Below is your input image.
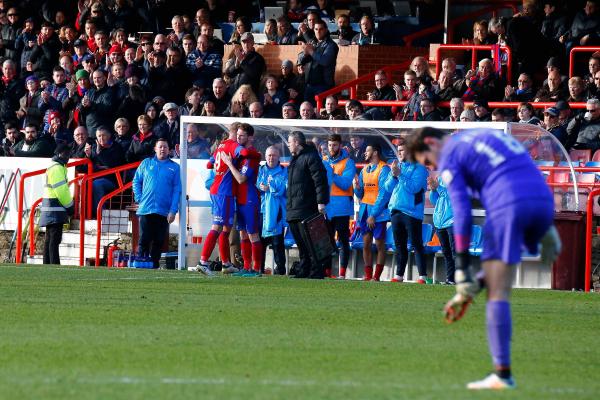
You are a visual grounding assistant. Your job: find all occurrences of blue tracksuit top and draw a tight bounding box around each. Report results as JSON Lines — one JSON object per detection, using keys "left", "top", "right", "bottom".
{"left": 133, "top": 156, "right": 181, "bottom": 216}
{"left": 355, "top": 163, "right": 392, "bottom": 223}
{"left": 430, "top": 176, "right": 454, "bottom": 229}
{"left": 385, "top": 161, "right": 428, "bottom": 220}
{"left": 257, "top": 163, "right": 287, "bottom": 237}
{"left": 439, "top": 128, "right": 552, "bottom": 251}
{"left": 323, "top": 149, "right": 356, "bottom": 218}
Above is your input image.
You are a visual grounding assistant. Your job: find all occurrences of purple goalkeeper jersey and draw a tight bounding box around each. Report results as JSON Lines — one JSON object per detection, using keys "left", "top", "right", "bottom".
{"left": 438, "top": 128, "right": 552, "bottom": 252}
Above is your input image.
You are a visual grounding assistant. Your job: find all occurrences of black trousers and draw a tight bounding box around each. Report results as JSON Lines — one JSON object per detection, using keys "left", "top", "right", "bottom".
{"left": 328, "top": 216, "right": 350, "bottom": 268}
{"left": 43, "top": 223, "right": 63, "bottom": 265}
{"left": 288, "top": 219, "right": 324, "bottom": 278}
{"left": 261, "top": 233, "right": 286, "bottom": 274}
{"left": 138, "top": 214, "right": 169, "bottom": 268}
{"left": 391, "top": 211, "right": 426, "bottom": 277}
{"left": 436, "top": 227, "right": 456, "bottom": 282}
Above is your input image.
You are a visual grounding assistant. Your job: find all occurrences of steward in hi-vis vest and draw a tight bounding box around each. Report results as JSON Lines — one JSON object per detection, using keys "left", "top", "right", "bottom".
{"left": 39, "top": 143, "right": 74, "bottom": 265}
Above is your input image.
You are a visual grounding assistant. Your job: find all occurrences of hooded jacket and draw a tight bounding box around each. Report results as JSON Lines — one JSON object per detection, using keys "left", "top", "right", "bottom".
{"left": 385, "top": 161, "right": 428, "bottom": 220}
{"left": 430, "top": 176, "right": 454, "bottom": 229}
{"left": 323, "top": 148, "right": 356, "bottom": 218}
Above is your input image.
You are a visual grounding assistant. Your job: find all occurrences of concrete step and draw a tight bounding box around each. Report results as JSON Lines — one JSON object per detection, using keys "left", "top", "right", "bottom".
{"left": 26, "top": 255, "right": 83, "bottom": 266}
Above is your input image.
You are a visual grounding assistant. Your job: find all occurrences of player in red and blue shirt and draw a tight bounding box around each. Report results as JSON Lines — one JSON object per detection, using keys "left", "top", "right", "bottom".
{"left": 221, "top": 123, "right": 263, "bottom": 275}
{"left": 407, "top": 127, "right": 561, "bottom": 390}
{"left": 197, "top": 122, "right": 246, "bottom": 274}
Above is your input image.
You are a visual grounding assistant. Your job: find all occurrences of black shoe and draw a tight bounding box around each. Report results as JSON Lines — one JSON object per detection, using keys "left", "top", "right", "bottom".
{"left": 292, "top": 268, "right": 309, "bottom": 278}
{"left": 275, "top": 267, "right": 286, "bottom": 275}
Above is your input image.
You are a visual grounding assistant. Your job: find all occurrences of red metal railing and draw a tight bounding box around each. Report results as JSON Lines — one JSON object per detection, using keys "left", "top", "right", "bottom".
{"left": 94, "top": 182, "right": 134, "bottom": 267}
{"left": 78, "top": 161, "right": 140, "bottom": 267}
{"left": 569, "top": 46, "right": 600, "bottom": 78}
{"left": 314, "top": 61, "right": 411, "bottom": 112}
{"left": 15, "top": 159, "right": 93, "bottom": 264}
{"left": 403, "top": 2, "right": 519, "bottom": 47}
{"left": 27, "top": 176, "right": 83, "bottom": 258}
{"left": 435, "top": 44, "right": 513, "bottom": 83}
{"left": 0, "top": 168, "right": 19, "bottom": 221}
{"left": 334, "top": 100, "right": 588, "bottom": 112}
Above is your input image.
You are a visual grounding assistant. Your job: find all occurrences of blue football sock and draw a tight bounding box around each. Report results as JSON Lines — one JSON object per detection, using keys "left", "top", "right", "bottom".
{"left": 487, "top": 300, "right": 512, "bottom": 370}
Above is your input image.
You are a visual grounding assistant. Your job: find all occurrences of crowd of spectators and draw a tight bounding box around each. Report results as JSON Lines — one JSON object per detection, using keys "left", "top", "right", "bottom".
{"left": 0, "top": 0, "right": 599, "bottom": 166}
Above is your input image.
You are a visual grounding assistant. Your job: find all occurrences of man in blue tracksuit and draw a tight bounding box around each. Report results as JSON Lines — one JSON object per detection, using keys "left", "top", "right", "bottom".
{"left": 384, "top": 139, "right": 429, "bottom": 283}
{"left": 323, "top": 133, "right": 356, "bottom": 279}
{"left": 133, "top": 138, "right": 182, "bottom": 268}
{"left": 429, "top": 174, "right": 455, "bottom": 284}
{"left": 257, "top": 145, "right": 288, "bottom": 275}
{"left": 354, "top": 143, "right": 391, "bottom": 281}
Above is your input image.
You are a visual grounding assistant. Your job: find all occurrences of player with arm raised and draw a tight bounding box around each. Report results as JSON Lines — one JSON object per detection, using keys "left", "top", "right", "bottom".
{"left": 405, "top": 127, "right": 561, "bottom": 390}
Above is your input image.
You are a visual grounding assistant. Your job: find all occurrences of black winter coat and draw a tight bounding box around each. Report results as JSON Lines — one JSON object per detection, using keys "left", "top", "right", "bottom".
{"left": 286, "top": 144, "right": 329, "bottom": 221}
{"left": 81, "top": 85, "right": 116, "bottom": 137}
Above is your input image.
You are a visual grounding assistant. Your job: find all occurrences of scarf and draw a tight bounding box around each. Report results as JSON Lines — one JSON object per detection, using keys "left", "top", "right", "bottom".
{"left": 462, "top": 75, "right": 489, "bottom": 101}
{"left": 2, "top": 76, "right": 12, "bottom": 86}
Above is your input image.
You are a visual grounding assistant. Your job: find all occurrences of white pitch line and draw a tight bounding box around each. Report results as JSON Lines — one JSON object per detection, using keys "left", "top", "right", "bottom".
{"left": 13, "top": 375, "right": 595, "bottom": 395}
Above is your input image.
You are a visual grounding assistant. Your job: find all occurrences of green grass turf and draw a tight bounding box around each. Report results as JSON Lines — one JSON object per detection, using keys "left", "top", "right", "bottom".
{"left": 0, "top": 265, "right": 599, "bottom": 400}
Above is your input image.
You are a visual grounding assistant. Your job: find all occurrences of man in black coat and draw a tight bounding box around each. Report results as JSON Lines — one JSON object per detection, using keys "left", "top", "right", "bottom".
{"left": 80, "top": 69, "right": 115, "bottom": 137}
{"left": 224, "top": 32, "right": 266, "bottom": 96}
{"left": 0, "top": 59, "right": 24, "bottom": 128}
{"left": 286, "top": 131, "right": 329, "bottom": 279}
{"left": 365, "top": 70, "right": 396, "bottom": 120}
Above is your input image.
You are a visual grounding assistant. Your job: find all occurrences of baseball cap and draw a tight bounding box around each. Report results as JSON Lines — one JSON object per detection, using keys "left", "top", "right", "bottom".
{"left": 81, "top": 53, "right": 95, "bottom": 63}
{"left": 472, "top": 99, "right": 488, "bottom": 109}
{"left": 240, "top": 32, "right": 254, "bottom": 42}
{"left": 73, "top": 39, "right": 87, "bottom": 47}
{"left": 25, "top": 75, "right": 39, "bottom": 84}
{"left": 281, "top": 59, "right": 293, "bottom": 69}
{"left": 162, "top": 102, "right": 178, "bottom": 112}
{"left": 544, "top": 107, "right": 559, "bottom": 117}
{"left": 554, "top": 100, "right": 570, "bottom": 111}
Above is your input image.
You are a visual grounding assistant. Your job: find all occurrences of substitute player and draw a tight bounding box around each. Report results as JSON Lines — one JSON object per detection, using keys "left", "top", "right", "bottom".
{"left": 323, "top": 134, "right": 356, "bottom": 279}
{"left": 354, "top": 143, "right": 391, "bottom": 281}
{"left": 221, "top": 123, "right": 263, "bottom": 276}
{"left": 406, "top": 127, "right": 561, "bottom": 390}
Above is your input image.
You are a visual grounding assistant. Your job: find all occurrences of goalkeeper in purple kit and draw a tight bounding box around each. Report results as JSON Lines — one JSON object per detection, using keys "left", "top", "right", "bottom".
{"left": 406, "top": 127, "right": 561, "bottom": 390}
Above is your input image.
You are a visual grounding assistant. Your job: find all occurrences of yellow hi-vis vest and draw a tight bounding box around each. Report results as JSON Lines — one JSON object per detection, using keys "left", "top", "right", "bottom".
{"left": 361, "top": 161, "right": 386, "bottom": 205}
{"left": 39, "top": 161, "right": 73, "bottom": 227}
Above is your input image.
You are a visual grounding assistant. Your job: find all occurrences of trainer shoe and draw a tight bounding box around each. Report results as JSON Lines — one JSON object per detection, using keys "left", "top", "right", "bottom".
{"left": 195, "top": 261, "right": 214, "bottom": 276}
{"left": 232, "top": 268, "right": 250, "bottom": 276}
{"left": 242, "top": 269, "right": 261, "bottom": 277}
{"left": 222, "top": 263, "right": 239, "bottom": 274}
{"left": 467, "top": 373, "right": 516, "bottom": 390}
{"left": 390, "top": 275, "right": 404, "bottom": 283}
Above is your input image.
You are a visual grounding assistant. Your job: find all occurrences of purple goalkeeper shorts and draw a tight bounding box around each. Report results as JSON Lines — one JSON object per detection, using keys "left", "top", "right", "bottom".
{"left": 482, "top": 197, "right": 554, "bottom": 265}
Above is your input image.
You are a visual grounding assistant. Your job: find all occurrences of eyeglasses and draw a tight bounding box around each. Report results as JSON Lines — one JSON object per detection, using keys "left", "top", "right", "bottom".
{"left": 141, "top": 42, "right": 151, "bottom": 46}
{"left": 587, "top": 108, "right": 600, "bottom": 112}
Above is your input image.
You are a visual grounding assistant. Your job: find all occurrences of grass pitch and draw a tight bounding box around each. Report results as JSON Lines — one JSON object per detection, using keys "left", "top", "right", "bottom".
{"left": 0, "top": 265, "right": 598, "bottom": 400}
